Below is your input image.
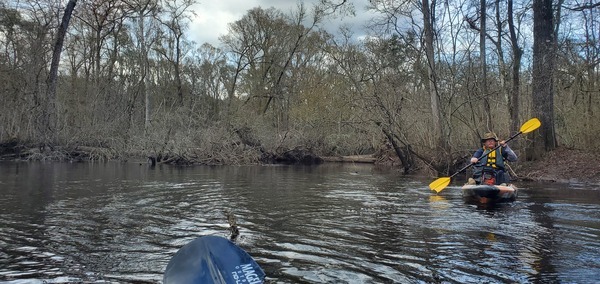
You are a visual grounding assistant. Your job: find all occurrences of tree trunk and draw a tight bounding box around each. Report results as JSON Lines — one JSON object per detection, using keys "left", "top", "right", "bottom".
{"left": 508, "top": 0, "right": 522, "bottom": 137}
{"left": 175, "top": 32, "right": 184, "bottom": 106}
{"left": 480, "top": 0, "right": 492, "bottom": 130}
{"left": 422, "top": 0, "right": 445, "bottom": 153}
{"left": 494, "top": 0, "right": 509, "bottom": 124}
{"left": 530, "top": 0, "right": 557, "bottom": 159}
{"left": 133, "top": 8, "right": 152, "bottom": 132}
{"left": 381, "top": 127, "right": 411, "bottom": 174}
{"left": 45, "top": 0, "right": 77, "bottom": 144}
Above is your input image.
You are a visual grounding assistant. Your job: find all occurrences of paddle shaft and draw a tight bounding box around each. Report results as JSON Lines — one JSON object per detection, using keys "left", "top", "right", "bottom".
{"left": 449, "top": 130, "right": 523, "bottom": 179}
{"left": 429, "top": 118, "right": 540, "bottom": 192}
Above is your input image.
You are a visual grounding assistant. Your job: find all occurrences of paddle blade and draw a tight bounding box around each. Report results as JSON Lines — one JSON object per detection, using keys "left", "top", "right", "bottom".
{"left": 520, "top": 118, "right": 541, "bottom": 134}
{"left": 429, "top": 177, "right": 451, "bottom": 193}
{"left": 164, "top": 235, "right": 265, "bottom": 284}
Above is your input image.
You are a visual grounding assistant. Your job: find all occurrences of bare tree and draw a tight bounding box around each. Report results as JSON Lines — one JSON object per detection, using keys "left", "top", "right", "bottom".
{"left": 221, "top": 6, "right": 327, "bottom": 130}
{"left": 530, "top": 0, "right": 557, "bottom": 158}
{"left": 45, "top": 0, "right": 77, "bottom": 145}
{"left": 187, "top": 43, "right": 229, "bottom": 121}
{"left": 127, "top": 0, "right": 160, "bottom": 131}
{"left": 155, "top": 0, "right": 196, "bottom": 107}
{"left": 479, "top": 0, "right": 492, "bottom": 130}
{"left": 507, "top": 0, "right": 523, "bottom": 136}
{"left": 421, "top": 0, "right": 446, "bottom": 153}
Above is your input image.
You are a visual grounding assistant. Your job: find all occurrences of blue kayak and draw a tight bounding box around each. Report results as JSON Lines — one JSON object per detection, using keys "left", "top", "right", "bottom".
{"left": 164, "top": 235, "right": 265, "bottom": 284}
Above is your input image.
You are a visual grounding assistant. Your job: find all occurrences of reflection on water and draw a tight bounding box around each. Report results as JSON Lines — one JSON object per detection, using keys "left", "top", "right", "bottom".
{"left": 1, "top": 162, "right": 600, "bottom": 283}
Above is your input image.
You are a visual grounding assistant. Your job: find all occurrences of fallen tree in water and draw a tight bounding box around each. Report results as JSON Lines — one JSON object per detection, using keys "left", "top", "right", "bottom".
{"left": 146, "top": 146, "right": 322, "bottom": 166}
{"left": 321, "top": 155, "right": 376, "bottom": 163}
{"left": 0, "top": 139, "right": 117, "bottom": 161}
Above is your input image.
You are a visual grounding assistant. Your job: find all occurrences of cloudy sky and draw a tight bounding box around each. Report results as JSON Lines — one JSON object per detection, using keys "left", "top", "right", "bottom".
{"left": 187, "top": 0, "right": 377, "bottom": 46}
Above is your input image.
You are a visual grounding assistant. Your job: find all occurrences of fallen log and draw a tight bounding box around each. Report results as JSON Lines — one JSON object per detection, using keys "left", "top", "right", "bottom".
{"left": 321, "top": 155, "right": 376, "bottom": 163}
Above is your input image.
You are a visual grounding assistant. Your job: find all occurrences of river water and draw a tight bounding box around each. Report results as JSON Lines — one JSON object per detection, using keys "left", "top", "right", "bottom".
{"left": 0, "top": 162, "right": 599, "bottom": 283}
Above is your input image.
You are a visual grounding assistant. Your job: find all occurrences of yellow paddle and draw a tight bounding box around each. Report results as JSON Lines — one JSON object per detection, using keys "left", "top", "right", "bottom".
{"left": 428, "top": 118, "right": 541, "bottom": 193}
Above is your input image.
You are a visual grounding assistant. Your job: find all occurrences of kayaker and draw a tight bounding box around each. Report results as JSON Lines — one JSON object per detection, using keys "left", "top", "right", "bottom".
{"left": 468, "top": 132, "right": 517, "bottom": 185}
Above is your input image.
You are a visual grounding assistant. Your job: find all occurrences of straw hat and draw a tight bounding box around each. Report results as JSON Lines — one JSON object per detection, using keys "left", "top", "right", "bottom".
{"left": 481, "top": 132, "right": 498, "bottom": 143}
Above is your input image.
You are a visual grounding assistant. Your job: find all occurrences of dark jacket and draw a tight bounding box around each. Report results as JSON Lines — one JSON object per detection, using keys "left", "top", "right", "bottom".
{"left": 472, "top": 145, "right": 517, "bottom": 184}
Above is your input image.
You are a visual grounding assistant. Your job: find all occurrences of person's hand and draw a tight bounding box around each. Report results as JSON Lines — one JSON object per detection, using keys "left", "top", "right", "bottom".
{"left": 499, "top": 140, "right": 507, "bottom": 147}
{"left": 470, "top": 157, "right": 478, "bottom": 164}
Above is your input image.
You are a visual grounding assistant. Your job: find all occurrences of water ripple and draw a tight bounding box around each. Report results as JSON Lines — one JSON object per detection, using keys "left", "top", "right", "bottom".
{"left": 1, "top": 163, "right": 599, "bottom": 283}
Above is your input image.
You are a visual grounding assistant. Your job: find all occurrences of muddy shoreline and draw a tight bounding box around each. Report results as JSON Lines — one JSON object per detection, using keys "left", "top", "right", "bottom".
{"left": 1, "top": 142, "right": 598, "bottom": 186}
{"left": 515, "top": 147, "right": 600, "bottom": 185}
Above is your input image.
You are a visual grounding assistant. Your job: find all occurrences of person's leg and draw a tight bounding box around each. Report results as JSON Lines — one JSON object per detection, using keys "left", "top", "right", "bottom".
{"left": 495, "top": 170, "right": 510, "bottom": 185}
{"left": 467, "top": 177, "right": 476, "bottom": 185}
{"left": 503, "top": 171, "right": 512, "bottom": 184}
{"left": 472, "top": 167, "right": 482, "bottom": 184}
{"left": 472, "top": 174, "right": 481, "bottom": 184}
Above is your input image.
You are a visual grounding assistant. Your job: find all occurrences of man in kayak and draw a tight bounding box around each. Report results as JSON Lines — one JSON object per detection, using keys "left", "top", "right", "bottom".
{"left": 468, "top": 132, "right": 518, "bottom": 185}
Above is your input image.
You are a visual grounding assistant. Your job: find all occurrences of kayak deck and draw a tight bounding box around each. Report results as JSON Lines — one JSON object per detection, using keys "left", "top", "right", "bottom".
{"left": 164, "top": 235, "right": 265, "bottom": 284}
{"left": 461, "top": 184, "right": 518, "bottom": 204}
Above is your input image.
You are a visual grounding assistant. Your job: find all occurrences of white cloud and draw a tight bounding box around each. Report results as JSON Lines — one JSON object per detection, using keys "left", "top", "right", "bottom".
{"left": 187, "top": 0, "right": 376, "bottom": 47}
{"left": 188, "top": 1, "right": 259, "bottom": 46}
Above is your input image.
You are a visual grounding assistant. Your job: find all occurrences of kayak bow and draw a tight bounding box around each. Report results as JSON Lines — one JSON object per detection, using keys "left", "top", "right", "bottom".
{"left": 461, "top": 184, "right": 518, "bottom": 204}
{"left": 164, "top": 235, "right": 265, "bottom": 284}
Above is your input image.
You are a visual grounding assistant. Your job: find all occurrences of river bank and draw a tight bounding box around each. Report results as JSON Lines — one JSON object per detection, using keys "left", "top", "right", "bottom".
{"left": 1, "top": 139, "right": 598, "bottom": 186}
{"left": 516, "top": 147, "right": 600, "bottom": 185}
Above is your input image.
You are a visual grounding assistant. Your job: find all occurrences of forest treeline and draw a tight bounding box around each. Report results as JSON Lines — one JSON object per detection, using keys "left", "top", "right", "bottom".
{"left": 0, "top": 0, "right": 598, "bottom": 174}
